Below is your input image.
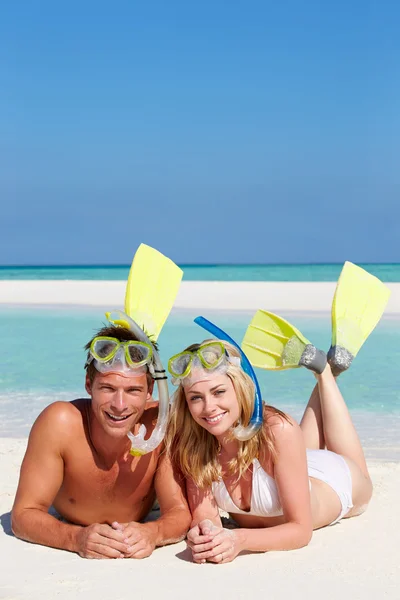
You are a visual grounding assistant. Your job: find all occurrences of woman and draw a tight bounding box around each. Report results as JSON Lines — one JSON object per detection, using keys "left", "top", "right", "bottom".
{"left": 166, "top": 336, "right": 372, "bottom": 564}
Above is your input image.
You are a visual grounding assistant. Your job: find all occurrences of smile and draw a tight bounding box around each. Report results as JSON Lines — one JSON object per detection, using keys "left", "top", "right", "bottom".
{"left": 203, "top": 412, "right": 227, "bottom": 424}
{"left": 105, "top": 412, "right": 133, "bottom": 422}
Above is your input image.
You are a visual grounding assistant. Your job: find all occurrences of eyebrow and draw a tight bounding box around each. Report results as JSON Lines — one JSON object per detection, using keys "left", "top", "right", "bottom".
{"left": 188, "top": 384, "right": 225, "bottom": 394}
{"left": 99, "top": 383, "right": 145, "bottom": 391}
{"left": 125, "top": 385, "right": 145, "bottom": 391}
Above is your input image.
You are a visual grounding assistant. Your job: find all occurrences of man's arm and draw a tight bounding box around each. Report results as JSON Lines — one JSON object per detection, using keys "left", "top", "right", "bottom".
{"left": 115, "top": 451, "right": 191, "bottom": 558}
{"left": 12, "top": 402, "right": 128, "bottom": 558}
{"left": 149, "top": 451, "right": 192, "bottom": 545}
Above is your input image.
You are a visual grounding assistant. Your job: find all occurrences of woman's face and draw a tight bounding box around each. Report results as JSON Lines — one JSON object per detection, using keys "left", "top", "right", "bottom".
{"left": 183, "top": 371, "right": 240, "bottom": 439}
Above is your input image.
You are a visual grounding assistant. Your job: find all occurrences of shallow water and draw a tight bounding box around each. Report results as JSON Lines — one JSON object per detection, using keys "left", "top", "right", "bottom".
{"left": 1, "top": 306, "right": 399, "bottom": 457}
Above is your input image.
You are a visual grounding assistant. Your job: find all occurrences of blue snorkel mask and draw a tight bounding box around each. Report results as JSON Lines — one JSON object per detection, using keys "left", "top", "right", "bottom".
{"left": 194, "top": 316, "right": 263, "bottom": 441}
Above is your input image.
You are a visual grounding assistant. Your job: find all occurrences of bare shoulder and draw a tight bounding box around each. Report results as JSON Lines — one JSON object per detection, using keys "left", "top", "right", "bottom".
{"left": 28, "top": 400, "right": 87, "bottom": 448}
{"left": 263, "top": 406, "right": 300, "bottom": 440}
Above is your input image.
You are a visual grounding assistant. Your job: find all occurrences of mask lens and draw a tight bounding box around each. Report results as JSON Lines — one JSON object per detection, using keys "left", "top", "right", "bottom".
{"left": 199, "top": 343, "right": 224, "bottom": 368}
{"left": 92, "top": 337, "right": 119, "bottom": 361}
{"left": 169, "top": 352, "right": 192, "bottom": 377}
{"left": 126, "top": 342, "right": 151, "bottom": 366}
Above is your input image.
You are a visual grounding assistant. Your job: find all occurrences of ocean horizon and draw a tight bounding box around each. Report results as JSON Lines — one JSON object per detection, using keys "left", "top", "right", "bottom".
{"left": 2, "top": 263, "right": 400, "bottom": 282}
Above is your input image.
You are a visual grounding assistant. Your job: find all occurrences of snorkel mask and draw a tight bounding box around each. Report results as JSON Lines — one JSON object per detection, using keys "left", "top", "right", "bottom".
{"left": 86, "top": 337, "right": 155, "bottom": 377}
{"left": 189, "top": 317, "right": 264, "bottom": 441}
{"left": 168, "top": 341, "right": 241, "bottom": 386}
{"left": 95, "top": 310, "right": 169, "bottom": 457}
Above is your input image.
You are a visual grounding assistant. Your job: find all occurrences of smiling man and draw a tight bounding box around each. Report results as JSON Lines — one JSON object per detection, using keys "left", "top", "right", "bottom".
{"left": 11, "top": 324, "right": 191, "bottom": 559}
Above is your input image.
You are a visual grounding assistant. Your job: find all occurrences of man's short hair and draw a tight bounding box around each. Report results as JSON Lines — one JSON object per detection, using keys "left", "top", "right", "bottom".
{"left": 84, "top": 324, "right": 158, "bottom": 385}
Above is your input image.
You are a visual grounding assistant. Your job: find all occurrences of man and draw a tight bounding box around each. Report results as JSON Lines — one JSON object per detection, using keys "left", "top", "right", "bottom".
{"left": 11, "top": 323, "right": 191, "bottom": 559}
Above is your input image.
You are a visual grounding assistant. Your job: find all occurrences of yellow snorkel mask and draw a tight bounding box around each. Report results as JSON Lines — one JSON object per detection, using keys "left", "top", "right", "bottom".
{"left": 168, "top": 341, "right": 241, "bottom": 386}
{"left": 86, "top": 336, "right": 155, "bottom": 377}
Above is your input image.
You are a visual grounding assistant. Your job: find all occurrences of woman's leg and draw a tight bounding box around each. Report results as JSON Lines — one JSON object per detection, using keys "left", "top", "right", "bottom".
{"left": 300, "top": 384, "right": 325, "bottom": 450}
{"left": 314, "top": 364, "right": 370, "bottom": 479}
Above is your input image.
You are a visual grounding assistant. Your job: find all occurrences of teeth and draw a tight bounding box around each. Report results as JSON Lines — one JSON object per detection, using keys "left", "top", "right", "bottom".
{"left": 204, "top": 413, "right": 226, "bottom": 424}
{"left": 106, "top": 413, "right": 130, "bottom": 421}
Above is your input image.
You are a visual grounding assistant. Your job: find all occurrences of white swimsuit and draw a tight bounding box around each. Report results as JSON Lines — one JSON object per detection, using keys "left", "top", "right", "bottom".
{"left": 212, "top": 449, "right": 353, "bottom": 525}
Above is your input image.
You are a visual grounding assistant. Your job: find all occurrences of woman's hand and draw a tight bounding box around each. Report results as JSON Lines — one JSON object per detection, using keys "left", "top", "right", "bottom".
{"left": 187, "top": 519, "right": 242, "bottom": 564}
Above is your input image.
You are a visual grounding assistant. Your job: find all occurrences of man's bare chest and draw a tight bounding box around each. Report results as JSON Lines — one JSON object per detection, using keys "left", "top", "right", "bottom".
{"left": 54, "top": 445, "right": 158, "bottom": 524}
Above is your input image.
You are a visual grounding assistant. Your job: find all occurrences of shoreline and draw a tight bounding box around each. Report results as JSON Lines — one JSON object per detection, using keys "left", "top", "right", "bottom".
{"left": 1, "top": 280, "right": 400, "bottom": 312}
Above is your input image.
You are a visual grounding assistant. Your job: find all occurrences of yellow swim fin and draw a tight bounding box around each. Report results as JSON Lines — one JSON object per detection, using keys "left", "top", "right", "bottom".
{"left": 124, "top": 244, "right": 183, "bottom": 340}
{"left": 328, "top": 261, "right": 391, "bottom": 373}
{"left": 242, "top": 310, "right": 327, "bottom": 373}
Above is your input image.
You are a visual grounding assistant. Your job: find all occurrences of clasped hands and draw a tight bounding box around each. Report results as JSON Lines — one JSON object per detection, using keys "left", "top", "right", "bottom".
{"left": 76, "top": 520, "right": 157, "bottom": 559}
{"left": 186, "top": 519, "right": 240, "bottom": 564}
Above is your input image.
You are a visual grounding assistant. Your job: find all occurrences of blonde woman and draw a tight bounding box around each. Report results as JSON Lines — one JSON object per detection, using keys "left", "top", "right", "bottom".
{"left": 166, "top": 332, "right": 372, "bottom": 564}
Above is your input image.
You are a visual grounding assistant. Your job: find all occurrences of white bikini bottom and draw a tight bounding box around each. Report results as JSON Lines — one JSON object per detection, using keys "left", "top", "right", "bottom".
{"left": 307, "top": 449, "right": 353, "bottom": 525}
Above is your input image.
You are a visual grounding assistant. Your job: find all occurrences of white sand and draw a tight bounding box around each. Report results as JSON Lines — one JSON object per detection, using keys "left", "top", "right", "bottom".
{"left": 1, "top": 280, "right": 400, "bottom": 312}
{"left": 1, "top": 438, "right": 399, "bottom": 599}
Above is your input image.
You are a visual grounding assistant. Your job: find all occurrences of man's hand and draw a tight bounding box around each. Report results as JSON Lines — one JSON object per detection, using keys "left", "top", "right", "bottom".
{"left": 187, "top": 519, "right": 241, "bottom": 564}
{"left": 75, "top": 523, "right": 130, "bottom": 559}
{"left": 111, "top": 521, "right": 157, "bottom": 559}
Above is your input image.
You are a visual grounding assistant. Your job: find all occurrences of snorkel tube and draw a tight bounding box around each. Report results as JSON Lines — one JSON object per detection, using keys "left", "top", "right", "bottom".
{"left": 194, "top": 316, "right": 263, "bottom": 441}
{"left": 106, "top": 310, "right": 169, "bottom": 456}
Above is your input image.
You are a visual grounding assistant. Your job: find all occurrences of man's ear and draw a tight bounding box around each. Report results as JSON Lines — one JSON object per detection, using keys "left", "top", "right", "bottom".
{"left": 85, "top": 374, "right": 92, "bottom": 396}
{"left": 147, "top": 377, "right": 155, "bottom": 399}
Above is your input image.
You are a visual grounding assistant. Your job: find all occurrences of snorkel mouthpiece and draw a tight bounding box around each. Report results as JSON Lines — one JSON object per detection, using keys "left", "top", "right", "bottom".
{"left": 106, "top": 310, "right": 169, "bottom": 456}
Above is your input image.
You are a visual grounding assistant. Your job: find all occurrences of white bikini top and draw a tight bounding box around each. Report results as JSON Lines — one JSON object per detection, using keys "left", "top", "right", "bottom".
{"left": 212, "top": 449, "right": 331, "bottom": 517}
{"left": 211, "top": 458, "right": 283, "bottom": 517}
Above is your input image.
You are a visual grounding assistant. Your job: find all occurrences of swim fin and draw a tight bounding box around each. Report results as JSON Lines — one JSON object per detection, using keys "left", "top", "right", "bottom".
{"left": 124, "top": 244, "right": 183, "bottom": 341}
{"left": 242, "top": 310, "right": 327, "bottom": 374}
{"left": 328, "top": 261, "right": 391, "bottom": 374}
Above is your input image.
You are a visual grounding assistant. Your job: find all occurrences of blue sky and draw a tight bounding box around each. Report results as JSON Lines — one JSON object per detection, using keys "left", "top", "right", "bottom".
{"left": 1, "top": 1, "right": 399, "bottom": 264}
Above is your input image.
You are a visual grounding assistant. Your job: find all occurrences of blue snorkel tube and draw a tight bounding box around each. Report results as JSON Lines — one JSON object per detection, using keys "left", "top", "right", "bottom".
{"left": 194, "top": 316, "right": 263, "bottom": 441}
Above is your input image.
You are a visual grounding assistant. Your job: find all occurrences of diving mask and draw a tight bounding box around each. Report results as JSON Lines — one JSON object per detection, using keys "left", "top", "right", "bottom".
{"left": 86, "top": 336, "right": 155, "bottom": 376}
{"left": 168, "top": 341, "right": 240, "bottom": 386}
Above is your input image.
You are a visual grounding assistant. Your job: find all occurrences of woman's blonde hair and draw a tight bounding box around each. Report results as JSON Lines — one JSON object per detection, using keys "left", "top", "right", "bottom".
{"left": 166, "top": 339, "right": 289, "bottom": 488}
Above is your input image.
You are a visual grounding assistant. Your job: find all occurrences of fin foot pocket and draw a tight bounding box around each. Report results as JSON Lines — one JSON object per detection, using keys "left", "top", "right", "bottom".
{"left": 299, "top": 345, "right": 327, "bottom": 374}
{"left": 327, "top": 345, "right": 354, "bottom": 376}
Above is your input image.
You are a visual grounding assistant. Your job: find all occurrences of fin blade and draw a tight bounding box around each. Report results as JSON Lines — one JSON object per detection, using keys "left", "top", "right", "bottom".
{"left": 242, "top": 310, "right": 311, "bottom": 370}
{"left": 124, "top": 244, "right": 183, "bottom": 340}
{"left": 331, "top": 262, "right": 391, "bottom": 356}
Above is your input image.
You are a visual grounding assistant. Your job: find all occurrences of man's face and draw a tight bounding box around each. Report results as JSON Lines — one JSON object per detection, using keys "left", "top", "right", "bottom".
{"left": 85, "top": 371, "right": 153, "bottom": 438}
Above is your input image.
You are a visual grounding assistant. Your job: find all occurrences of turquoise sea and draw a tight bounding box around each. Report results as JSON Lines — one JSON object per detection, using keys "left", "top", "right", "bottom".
{"left": 2, "top": 263, "right": 400, "bottom": 281}
{"left": 1, "top": 304, "right": 399, "bottom": 459}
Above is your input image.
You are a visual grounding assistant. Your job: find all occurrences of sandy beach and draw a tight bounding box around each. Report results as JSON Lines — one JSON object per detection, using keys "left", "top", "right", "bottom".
{"left": 1, "top": 437, "right": 398, "bottom": 599}
{"left": 1, "top": 280, "right": 400, "bottom": 312}
{"left": 1, "top": 281, "right": 399, "bottom": 599}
